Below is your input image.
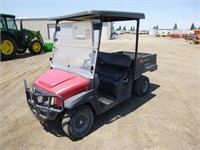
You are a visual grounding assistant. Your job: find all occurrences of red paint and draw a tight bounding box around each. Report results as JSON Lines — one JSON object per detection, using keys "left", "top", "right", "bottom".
{"left": 34, "top": 69, "right": 90, "bottom": 105}
{"left": 170, "top": 34, "right": 180, "bottom": 38}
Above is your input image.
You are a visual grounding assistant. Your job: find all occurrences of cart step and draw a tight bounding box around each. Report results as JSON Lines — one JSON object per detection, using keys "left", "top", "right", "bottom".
{"left": 98, "top": 93, "right": 118, "bottom": 113}
{"left": 99, "top": 97, "right": 114, "bottom": 105}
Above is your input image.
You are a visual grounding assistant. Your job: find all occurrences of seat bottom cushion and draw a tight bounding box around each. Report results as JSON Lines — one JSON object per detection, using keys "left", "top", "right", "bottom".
{"left": 96, "top": 65, "right": 128, "bottom": 81}
{"left": 96, "top": 65, "right": 132, "bottom": 98}
{"left": 98, "top": 76, "right": 123, "bottom": 98}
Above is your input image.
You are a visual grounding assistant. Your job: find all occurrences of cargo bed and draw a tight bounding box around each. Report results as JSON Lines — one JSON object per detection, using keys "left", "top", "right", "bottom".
{"left": 118, "top": 51, "right": 157, "bottom": 79}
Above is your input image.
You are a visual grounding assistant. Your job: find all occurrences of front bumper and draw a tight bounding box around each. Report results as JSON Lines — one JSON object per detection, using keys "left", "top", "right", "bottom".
{"left": 24, "top": 80, "right": 64, "bottom": 122}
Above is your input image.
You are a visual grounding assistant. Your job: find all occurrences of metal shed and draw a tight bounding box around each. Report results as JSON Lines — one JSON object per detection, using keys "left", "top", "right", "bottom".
{"left": 16, "top": 17, "right": 112, "bottom": 41}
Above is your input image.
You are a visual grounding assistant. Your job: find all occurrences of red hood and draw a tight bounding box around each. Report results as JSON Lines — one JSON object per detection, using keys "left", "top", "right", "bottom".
{"left": 34, "top": 69, "right": 90, "bottom": 100}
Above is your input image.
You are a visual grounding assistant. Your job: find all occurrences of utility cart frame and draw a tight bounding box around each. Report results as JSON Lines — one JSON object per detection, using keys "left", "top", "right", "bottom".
{"left": 24, "top": 10, "right": 157, "bottom": 140}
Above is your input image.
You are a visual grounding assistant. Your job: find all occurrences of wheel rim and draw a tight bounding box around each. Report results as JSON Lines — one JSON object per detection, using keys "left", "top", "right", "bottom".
{"left": 74, "top": 113, "right": 89, "bottom": 133}
{"left": 32, "top": 42, "right": 41, "bottom": 52}
{"left": 0, "top": 40, "right": 14, "bottom": 55}
{"left": 142, "top": 80, "right": 149, "bottom": 93}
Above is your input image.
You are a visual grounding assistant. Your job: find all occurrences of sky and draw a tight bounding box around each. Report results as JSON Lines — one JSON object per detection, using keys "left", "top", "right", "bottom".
{"left": 0, "top": 0, "right": 199, "bottom": 30}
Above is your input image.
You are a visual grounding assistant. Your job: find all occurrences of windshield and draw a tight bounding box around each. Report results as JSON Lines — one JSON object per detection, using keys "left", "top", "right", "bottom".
{"left": 0, "top": 18, "right": 6, "bottom": 29}
{"left": 51, "top": 21, "right": 102, "bottom": 79}
{"left": 6, "top": 18, "right": 17, "bottom": 30}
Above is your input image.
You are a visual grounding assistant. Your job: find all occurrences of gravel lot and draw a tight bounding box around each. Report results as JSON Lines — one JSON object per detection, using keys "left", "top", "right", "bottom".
{"left": 0, "top": 35, "right": 199, "bottom": 150}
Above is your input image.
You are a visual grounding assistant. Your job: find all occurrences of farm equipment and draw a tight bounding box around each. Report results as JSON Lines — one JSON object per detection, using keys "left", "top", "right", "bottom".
{"left": 161, "top": 32, "right": 167, "bottom": 37}
{"left": 191, "top": 30, "right": 200, "bottom": 44}
{"left": 170, "top": 34, "right": 180, "bottom": 38}
{"left": 0, "top": 13, "right": 46, "bottom": 61}
{"left": 185, "top": 30, "right": 200, "bottom": 44}
{"left": 185, "top": 34, "right": 196, "bottom": 40}
{"left": 24, "top": 10, "right": 157, "bottom": 140}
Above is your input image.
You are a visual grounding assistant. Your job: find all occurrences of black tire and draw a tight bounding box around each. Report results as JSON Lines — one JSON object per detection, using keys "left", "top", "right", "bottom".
{"left": 29, "top": 39, "right": 43, "bottom": 55}
{"left": 62, "top": 106, "right": 94, "bottom": 140}
{"left": 110, "top": 32, "right": 118, "bottom": 40}
{"left": 17, "top": 48, "right": 27, "bottom": 54}
{"left": 133, "top": 75, "right": 149, "bottom": 96}
{"left": 0, "top": 34, "right": 17, "bottom": 61}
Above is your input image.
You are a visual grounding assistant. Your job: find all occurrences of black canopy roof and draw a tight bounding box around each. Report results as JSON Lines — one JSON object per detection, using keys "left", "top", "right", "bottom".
{"left": 50, "top": 10, "right": 145, "bottom": 22}
{"left": 0, "top": 13, "right": 15, "bottom": 18}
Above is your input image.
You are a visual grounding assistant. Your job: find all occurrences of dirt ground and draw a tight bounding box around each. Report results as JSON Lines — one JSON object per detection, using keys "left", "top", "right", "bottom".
{"left": 0, "top": 35, "right": 199, "bottom": 150}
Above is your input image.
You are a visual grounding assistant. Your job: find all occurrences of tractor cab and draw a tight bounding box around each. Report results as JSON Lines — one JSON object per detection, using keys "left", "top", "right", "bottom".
{"left": 24, "top": 10, "right": 157, "bottom": 140}
{"left": 0, "top": 14, "right": 18, "bottom": 36}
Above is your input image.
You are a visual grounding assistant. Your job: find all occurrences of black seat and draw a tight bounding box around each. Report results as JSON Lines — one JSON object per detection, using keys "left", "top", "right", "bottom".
{"left": 96, "top": 65, "right": 128, "bottom": 81}
{"left": 96, "top": 52, "right": 132, "bottom": 98}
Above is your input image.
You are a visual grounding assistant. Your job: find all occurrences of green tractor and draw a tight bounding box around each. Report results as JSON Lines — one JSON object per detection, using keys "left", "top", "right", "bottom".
{"left": 0, "top": 13, "right": 45, "bottom": 61}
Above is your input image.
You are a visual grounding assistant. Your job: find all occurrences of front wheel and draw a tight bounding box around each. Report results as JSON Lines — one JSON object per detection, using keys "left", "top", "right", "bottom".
{"left": 29, "top": 39, "right": 43, "bottom": 55}
{"left": 62, "top": 106, "right": 94, "bottom": 140}
{"left": 133, "top": 75, "right": 149, "bottom": 96}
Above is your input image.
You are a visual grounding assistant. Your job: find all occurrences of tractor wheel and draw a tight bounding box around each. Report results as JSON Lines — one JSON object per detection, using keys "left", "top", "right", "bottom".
{"left": 62, "top": 106, "right": 94, "bottom": 140}
{"left": 133, "top": 75, "right": 149, "bottom": 96}
{"left": 17, "top": 48, "right": 27, "bottom": 54}
{"left": 0, "top": 34, "right": 17, "bottom": 61}
{"left": 29, "top": 39, "right": 43, "bottom": 55}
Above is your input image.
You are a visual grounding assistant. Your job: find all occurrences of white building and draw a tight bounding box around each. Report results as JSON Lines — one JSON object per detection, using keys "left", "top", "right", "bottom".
{"left": 16, "top": 18, "right": 112, "bottom": 41}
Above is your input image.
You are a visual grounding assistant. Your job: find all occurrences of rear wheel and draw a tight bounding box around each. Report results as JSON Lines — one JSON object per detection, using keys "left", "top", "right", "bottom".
{"left": 0, "top": 34, "right": 17, "bottom": 61}
{"left": 29, "top": 39, "right": 43, "bottom": 55}
{"left": 133, "top": 75, "right": 149, "bottom": 96}
{"left": 62, "top": 106, "right": 94, "bottom": 140}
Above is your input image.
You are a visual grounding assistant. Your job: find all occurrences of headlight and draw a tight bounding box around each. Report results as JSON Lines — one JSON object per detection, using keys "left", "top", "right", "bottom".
{"left": 50, "top": 97, "right": 55, "bottom": 106}
{"left": 37, "top": 96, "right": 44, "bottom": 103}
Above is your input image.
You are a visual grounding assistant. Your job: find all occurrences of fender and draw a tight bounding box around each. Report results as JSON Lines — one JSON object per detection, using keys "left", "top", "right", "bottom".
{"left": 1, "top": 31, "right": 17, "bottom": 41}
{"left": 64, "top": 90, "right": 100, "bottom": 114}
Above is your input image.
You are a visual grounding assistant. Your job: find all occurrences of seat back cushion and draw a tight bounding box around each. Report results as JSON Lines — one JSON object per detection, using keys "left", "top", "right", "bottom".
{"left": 98, "top": 52, "right": 132, "bottom": 68}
